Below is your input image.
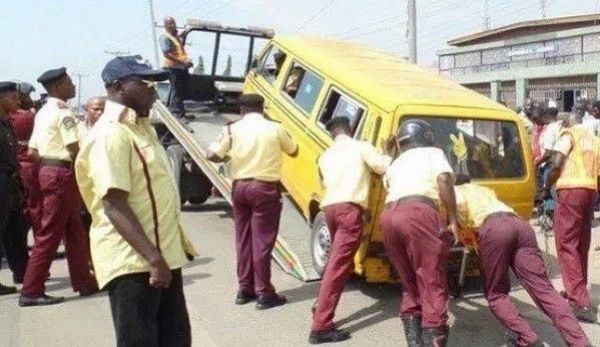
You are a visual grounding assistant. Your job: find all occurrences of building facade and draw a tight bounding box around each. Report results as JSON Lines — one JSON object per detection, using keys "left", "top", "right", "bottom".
{"left": 437, "top": 14, "right": 600, "bottom": 111}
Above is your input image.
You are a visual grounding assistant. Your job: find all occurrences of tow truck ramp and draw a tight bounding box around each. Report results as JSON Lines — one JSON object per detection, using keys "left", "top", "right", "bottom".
{"left": 152, "top": 101, "right": 320, "bottom": 282}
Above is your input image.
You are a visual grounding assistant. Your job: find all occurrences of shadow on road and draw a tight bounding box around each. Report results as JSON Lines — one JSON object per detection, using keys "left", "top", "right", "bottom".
{"left": 183, "top": 272, "right": 212, "bottom": 286}
{"left": 182, "top": 200, "right": 230, "bottom": 213}
{"left": 185, "top": 257, "right": 215, "bottom": 270}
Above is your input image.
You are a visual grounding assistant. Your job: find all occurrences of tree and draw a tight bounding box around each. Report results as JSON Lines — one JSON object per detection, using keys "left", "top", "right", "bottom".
{"left": 194, "top": 56, "right": 205, "bottom": 74}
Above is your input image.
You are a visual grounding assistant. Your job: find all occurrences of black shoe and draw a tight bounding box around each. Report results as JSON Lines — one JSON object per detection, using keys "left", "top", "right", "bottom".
{"left": 574, "top": 306, "right": 598, "bottom": 323}
{"left": 0, "top": 283, "right": 17, "bottom": 296}
{"left": 18, "top": 294, "right": 64, "bottom": 307}
{"left": 235, "top": 291, "right": 257, "bottom": 305}
{"left": 256, "top": 293, "right": 287, "bottom": 310}
{"left": 402, "top": 316, "right": 423, "bottom": 347}
{"left": 309, "top": 328, "right": 351, "bottom": 344}
{"left": 79, "top": 287, "right": 100, "bottom": 297}
{"left": 421, "top": 325, "right": 449, "bottom": 347}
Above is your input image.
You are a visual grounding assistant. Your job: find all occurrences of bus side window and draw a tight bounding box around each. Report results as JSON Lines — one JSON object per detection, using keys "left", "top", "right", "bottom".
{"left": 371, "top": 117, "right": 382, "bottom": 146}
{"left": 258, "top": 46, "right": 287, "bottom": 84}
{"left": 282, "top": 62, "right": 324, "bottom": 115}
{"left": 317, "top": 88, "right": 366, "bottom": 137}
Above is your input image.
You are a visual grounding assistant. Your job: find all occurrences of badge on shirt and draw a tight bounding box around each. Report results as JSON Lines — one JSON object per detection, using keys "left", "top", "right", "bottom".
{"left": 62, "top": 116, "right": 77, "bottom": 130}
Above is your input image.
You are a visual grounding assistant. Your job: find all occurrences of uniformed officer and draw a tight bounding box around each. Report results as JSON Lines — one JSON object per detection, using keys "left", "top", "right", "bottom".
{"left": 455, "top": 176, "right": 590, "bottom": 347}
{"left": 207, "top": 94, "right": 298, "bottom": 310}
{"left": 19, "top": 68, "right": 98, "bottom": 306}
{"left": 309, "top": 116, "right": 394, "bottom": 344}
{"left": 545, "top": 111, "right": 600, "bottom": 323}
{"left": 9, "top": 82, "right": 42, "bottom": 238}
{"left": 0, "top": 81, "right": 31, "bottom": 284}
{"left": 0, "top": 81, "right": 23, "bottom": 295}
{"left": 76, "top": 55, "right": 196, "bottom": 346}
{"left": 379, "top": 119, "right": 459, "bottom": 347}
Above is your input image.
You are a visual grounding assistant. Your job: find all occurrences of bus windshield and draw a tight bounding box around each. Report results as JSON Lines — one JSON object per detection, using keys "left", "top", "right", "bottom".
{"left": 401, "top": 116, "right": 526, "bottom": 179}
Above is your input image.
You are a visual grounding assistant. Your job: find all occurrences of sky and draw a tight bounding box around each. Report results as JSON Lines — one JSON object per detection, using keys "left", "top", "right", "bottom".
{"left": 1, "top": 0, "right": 599, "bottom": 106}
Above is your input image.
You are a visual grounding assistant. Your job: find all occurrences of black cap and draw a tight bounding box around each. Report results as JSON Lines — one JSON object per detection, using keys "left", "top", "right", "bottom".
{"left": 101, "top": 55, "right": 169, "bottom": 85}
{"left": 239, "top": 94, "right": 264, "bottom": 108}
{"left": 325, "top": 116, "right": 350, "bottom": 132}
{"left": 0, "top": 81, "right": 17, "bottom": 93}
{"left": 397, "top": 119, "right": 435, "bottom": 147}
{"left": 37, "top": 67, "right": 67, "bottom": 84}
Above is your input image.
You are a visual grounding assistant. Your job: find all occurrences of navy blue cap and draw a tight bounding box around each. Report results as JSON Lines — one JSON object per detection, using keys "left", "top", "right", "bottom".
{"left": 0, "top": 81, "right": 17, "bottom": 93}
{"left": 101, "top": 55, "right": 169, "bottom": 85}
{"left": 37, "top": 67, "right": 67, "bottom": 84}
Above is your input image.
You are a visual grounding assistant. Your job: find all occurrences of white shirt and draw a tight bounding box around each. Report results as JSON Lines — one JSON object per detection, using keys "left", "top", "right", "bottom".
{"left": 582, "top": 113, "right": 599, "bottom": 136}
{"left": 542, "top": 120, "right": 564, "bottom": 152}
{"left": 384, "top": 147, "right": 454, "bottom": 203}
{"left": 318, "top": 134, "right": 391, "bottom": 208}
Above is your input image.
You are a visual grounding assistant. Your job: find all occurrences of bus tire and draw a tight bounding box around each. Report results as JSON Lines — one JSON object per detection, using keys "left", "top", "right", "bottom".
{"left": 310, "top": 212, "right": 331, "bottom": 276}
{"left": 166, "top": 144, "right": 187, "bottom": 204}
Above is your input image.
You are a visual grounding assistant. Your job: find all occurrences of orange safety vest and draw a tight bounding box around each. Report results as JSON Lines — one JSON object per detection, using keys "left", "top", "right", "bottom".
{"left": 161, "top": 32, "right": 188, "bottom": 68}
{"left": 555, "top": 125, "right": 600, "bottom": 191}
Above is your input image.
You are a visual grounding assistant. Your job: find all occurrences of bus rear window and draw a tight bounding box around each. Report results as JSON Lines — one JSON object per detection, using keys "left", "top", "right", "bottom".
{"left": 401, "top": 117, "right": 525, "bottom": 179}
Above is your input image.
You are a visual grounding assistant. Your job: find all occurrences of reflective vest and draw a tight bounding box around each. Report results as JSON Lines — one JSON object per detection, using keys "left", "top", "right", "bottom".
{"left": 555, "top": 125, "right": 600, "bottom": 190}
{"left": 161, "top": 32, "right": 188, "bottom": 68}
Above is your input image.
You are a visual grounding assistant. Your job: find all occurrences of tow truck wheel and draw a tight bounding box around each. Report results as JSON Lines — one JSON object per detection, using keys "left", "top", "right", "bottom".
{"left": 310, "top": 212, "right": 331, "bottom": 276}
{"left": 166, "top": 144, "right": 187, "bottom": 205}
{"left": 186, "top": 163, "right": 212, "bottom": 205}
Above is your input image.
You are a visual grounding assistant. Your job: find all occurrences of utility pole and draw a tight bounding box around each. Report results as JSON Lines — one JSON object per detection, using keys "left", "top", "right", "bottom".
{"left": 540, "top": 0, "right": 547, "bottom": 19}
{"left": 148, "top": 0, "right": 161, "bottom": 68}
{"left": 73, "top": 73, "right": 88, "bottom": 113}
{"left": 104, "top": 49, "right": 131, "bottom": 57}
{"left": 483, "top": 0, "right": 491, "bottom": 30}
{"left": 407, "top": 0, "right": 417, "bottom": 64}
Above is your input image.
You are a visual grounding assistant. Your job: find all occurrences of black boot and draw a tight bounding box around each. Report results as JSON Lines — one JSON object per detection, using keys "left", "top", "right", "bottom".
{"left": 402, "top": 316, "right": 423, "bottom": 347}
{"left": 421, "top": 325, "right": 449, "bottom": 347}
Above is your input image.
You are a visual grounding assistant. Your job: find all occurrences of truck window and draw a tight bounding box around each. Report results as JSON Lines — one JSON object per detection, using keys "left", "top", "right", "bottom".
{"left": 401, "top": 116, "right": 525, "bottom": 179}
{"left": 317, "top": 88, "right": 365, "bottom": 137}
{"left": 283, "top": 62, "right": 324, "bottom": 115}
{"left": 258, "top": 46, "right": 286, "bottom": 83}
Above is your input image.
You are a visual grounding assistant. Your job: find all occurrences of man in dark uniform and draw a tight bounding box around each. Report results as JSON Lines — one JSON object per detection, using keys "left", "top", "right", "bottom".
{"left": 19, "top": 68, "right": 98, "bottom": 306}
{"left": 0, "top": 81, "right": 24, "bottom": 294}
{"left": 380, "top": 119, "right": 459, "bottom": 347}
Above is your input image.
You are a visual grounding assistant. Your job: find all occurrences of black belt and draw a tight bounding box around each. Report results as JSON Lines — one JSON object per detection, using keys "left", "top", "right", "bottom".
{"left": 234, "top": 178, "right": 279, "bottom": 185}
{"left": 40, "top": 158, "right": 72, "bottom": 169}
{"left": 385, "top": 195, "right": 437, "bottom": 211}
{"left": 481, "top": 211, "right": 517, "bottom": 226}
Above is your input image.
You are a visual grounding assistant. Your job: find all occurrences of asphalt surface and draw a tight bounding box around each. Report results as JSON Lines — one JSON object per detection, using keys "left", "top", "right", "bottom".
{"left": 1, "top": 198, "right": 600, "bottom": 347}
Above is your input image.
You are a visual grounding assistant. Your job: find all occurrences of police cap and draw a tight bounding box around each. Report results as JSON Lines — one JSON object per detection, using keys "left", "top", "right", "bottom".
{"left": 102, "top": 55, "right": 169, "bottom": 85}
{"left": 325, "top": 116, "right": 350, "bottom": 132}
{"left": 397, "top": 119, "right": 435, "bottom": 147}
{"left": 37, "top": 67, "right": 67, "bottom": 84}
{"left": 0, "top": 81, "right": 17, "bottom": 93}
{"left": 239, "top": 94, "right": 264, "bottom": 108}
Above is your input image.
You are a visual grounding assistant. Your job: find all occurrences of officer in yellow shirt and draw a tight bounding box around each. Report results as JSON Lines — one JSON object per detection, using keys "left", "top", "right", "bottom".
{"left": 207, "top": 93, "right": 297, "bottom": 310}
{"left": 160, "top": 16, "right": 193, "bottom": 121}
{"left": 309, "top": 117, "right": 394, "bottom": 344}
{"left": 75, "top": 55, "right": 196, "bottom": 346}
{"left": 455, "top": 176, "right": 589, "bottom": 347}
{"left": 545, "top": 111, "right": 600, "bottom": 323}
{"left": 19, "top": 68, "right": 97, "bottom": 307}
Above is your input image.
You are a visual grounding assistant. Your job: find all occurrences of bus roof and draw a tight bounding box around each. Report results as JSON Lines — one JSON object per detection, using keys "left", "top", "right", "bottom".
{"left": 272, "top": 36, "right": 509, "bottom": 114}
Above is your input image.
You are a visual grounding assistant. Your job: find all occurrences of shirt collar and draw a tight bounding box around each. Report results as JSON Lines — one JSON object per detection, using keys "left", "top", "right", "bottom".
{"left": 334, "top": 134, "right": 352, "bottom": 142}
{"left": 101, "top": 100, "right": 139, "bottom": 125}
{"left": 244, "top": 112, "right": 264, "bottom": 120}
{"left": 46, "top": 97, "right": 69, "bottom": 109}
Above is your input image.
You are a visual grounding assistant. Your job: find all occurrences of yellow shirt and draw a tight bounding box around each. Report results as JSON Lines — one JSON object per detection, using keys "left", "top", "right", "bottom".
{"left": 29, "top": 97, "right": 79, "bottom": 161}
{"left": 209, "top": 112, "right": 298, "bottom": 182}
{"left": 384, "top": 147, "right": 453, "bottom": 204}
{"left": 319, "top": 134, "right": 391, "bottom": 208}
{"left": 75, "top": 100, "right": 195, "bottom": 288}
{"left": 455, "top": 183, "right": 514, "bottom": 228}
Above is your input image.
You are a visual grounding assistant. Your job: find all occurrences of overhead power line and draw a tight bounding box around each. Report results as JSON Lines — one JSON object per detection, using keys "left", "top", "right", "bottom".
{"left": 295, "top": 0, "right": 339, "bottom": 33}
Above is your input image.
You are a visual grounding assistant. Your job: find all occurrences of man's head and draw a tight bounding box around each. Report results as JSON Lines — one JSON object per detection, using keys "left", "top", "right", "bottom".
{"left": 592, "top": 100, "right": 600, "bottom": 118}
{"left": 396, "top": 119, "right": 435, "bottom": 151}
{"left": 102, "top": 55, "right": 169, "bottom": 116}
{"left": 239, "top": 94, "right": 264, "bottom": 115}
{"left": 325, "top": 117, "right": 351, "bottom": 138}
{"left": 0, "top": 81, "right": 20, "bottom": 113}
{"left": 164, "top": 16, "right": 177, "bottom": 35}
{"left": 85, "top": 96, "right": 107, "bottom": 126}
{"left": 37, "top": 67, "right": 76, "bottom": 101}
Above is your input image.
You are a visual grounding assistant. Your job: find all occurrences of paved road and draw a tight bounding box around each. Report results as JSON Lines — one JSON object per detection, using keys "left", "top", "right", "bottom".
{"left": 1, "top": 199, "right": 600, "bottom": 346}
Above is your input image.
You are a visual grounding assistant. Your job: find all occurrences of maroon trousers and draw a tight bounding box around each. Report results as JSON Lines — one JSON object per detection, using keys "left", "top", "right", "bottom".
{"left": 479, "top": 214, "right": 589, "bottom": 347}
{"left": 554, "top": 188, "right": 596, "bottom": 309}
{"left": 19, "top": 160, "right": 42, "bottom": 235}
{"left": 21, "top": 165, "right": 97, "bottom": 296}
{"left": 380, "top": 201, "right": 450, "bottom": 328}
{"left": 232, "top": 180, "right": 282, "bottom": 295}
{"left": 312, "top": 203, "right": 363, "bottom": 332}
